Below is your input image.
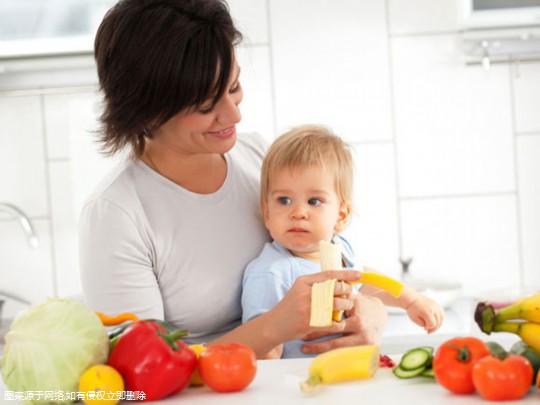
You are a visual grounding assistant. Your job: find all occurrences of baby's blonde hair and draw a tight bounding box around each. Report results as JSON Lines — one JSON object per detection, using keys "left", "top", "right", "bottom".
{"left": 260, "top": 124, "right": 354, "bottom": 211}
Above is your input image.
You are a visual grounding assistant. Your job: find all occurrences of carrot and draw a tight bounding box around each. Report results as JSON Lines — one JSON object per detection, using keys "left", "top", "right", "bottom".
{"left": 96, "top": 311, "right": 139, "bottom": 326}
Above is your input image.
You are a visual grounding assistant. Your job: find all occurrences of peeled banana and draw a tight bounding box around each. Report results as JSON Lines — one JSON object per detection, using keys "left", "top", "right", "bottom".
{"left": 319, "top": 240, "right": 345, "bottom": 322}
{"left": 475, "top": 293, "right": 540, "bottom": 334}
{"left": 311, "top": 241, "right": 404, "bottom": 327}
{"left": 300, "top": 345, "right": 380, "bottom": 393}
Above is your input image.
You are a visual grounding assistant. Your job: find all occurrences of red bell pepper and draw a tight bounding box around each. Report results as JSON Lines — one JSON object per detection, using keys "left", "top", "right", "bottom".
{"left": 108, "top": 320, "right": 196, "bottom": 401}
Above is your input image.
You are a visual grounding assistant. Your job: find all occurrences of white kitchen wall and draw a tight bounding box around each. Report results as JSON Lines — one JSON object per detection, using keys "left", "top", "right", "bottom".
{"left": 1, "top": 0, "right": 539, "bottom": 318}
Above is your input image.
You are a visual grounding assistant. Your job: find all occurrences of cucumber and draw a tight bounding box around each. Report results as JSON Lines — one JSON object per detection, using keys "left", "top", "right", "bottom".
{"left": 421, "top": 368, "right": 435, "bottom": 378}
{"left": 418, "top": 346, "right": 434, "bottom": 356}
{"left": 393, "top": 365, "right": 426, "bottom": 379}
{"left": 400, "top": 348, "right": 432, "bottom": 371}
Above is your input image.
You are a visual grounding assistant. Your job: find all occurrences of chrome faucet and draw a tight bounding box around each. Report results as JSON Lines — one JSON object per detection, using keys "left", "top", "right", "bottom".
{"left": 0, "top": 202, "right": 39, "bottom": 248}
{"left": 0, "top": 202, "right": 37, "bottom": 307}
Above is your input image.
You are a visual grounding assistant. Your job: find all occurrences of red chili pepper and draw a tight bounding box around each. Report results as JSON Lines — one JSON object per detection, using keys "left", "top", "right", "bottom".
{"left": 108, "top": 320, "right": 196, "bottom": 401}
{"left": 379, "top": 354, "right": 396, "bottom": 368}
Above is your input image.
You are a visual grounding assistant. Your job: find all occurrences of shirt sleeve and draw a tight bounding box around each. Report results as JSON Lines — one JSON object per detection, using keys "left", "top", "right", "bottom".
{"left": 241, "top": 269, "right": 289, "bottom": 323}
{"left": 79, "top": 198, "right": 164, "bottom": 319}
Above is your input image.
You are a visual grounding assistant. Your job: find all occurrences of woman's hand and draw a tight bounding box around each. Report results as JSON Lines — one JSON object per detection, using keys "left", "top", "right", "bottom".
{"left": 265, "top": 270, "right": 362, "bottom": 347}
{"left": 299, "top": 293, "right": 388, "bottom": 355}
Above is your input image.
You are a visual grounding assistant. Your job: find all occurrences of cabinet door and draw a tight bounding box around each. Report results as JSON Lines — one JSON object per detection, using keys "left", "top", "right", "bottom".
{"left": 0, "top": 96, "right": 48, "bottom": 216}
{"left": 0, "top": 95, "right": 54, "bottom": 317}
{"left": 45, "top": 90, "right": 124, "bottom": 297}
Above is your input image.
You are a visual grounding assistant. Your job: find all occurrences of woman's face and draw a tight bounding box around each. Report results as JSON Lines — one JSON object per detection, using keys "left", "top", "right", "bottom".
{"left": 151, "top": 62, "right": 243, "bottom": 156}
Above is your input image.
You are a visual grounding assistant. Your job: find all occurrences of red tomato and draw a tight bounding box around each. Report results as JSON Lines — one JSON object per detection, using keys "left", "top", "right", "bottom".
{"left": 433, "top": 337, "right": 491, "bottom": 394}
{"left": 198, "top": 343, "right": 257, "bottom": 392}
{"left": 472, "top": 355, "right": 533, "bottom": 401}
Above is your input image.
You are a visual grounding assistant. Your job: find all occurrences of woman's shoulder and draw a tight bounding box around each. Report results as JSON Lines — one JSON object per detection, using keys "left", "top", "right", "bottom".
{"left": 232, "top": 132, "right": 269, "bottom": 163}
{"left": 81, "top": 159, "right": 143, "bottom": 214}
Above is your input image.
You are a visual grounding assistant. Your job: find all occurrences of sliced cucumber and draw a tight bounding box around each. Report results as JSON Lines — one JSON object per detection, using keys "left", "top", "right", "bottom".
{"left": 418, "top": 346, "right": 434, "bottom": 356}
{"left": 393, "top": 365, "right": 426, "bottom": 379}
{"left": 421, "top": 368, "right": 435, "bottom": 378}
{"left": 400, "top": 348, "right": 432, "bottom": 371}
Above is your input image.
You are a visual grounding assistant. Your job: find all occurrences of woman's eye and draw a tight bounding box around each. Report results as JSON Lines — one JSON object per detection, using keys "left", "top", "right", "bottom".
{"left": 229, "top": 81, "right": 241, "bottom": 94}
{"left": 278, "top": 197, "right": 292, "bottom": 205}
{"left": 308, "top": 198, "right": 322, "bottom": 206}
{"left": 199, "top": 105, "right": 214, "bottom": 115}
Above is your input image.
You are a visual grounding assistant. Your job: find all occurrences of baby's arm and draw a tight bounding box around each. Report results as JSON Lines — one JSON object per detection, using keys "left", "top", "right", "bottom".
{"left": 359, "top": 267, "right": 444, "bottom": 333}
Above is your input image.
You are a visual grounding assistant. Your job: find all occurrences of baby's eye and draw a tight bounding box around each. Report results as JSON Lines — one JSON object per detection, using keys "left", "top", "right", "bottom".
{"left": 308, "top": 198, "right": 322, "bottom": 206}
{"left": 278, "top": 197, "right": 292, "bottom": 205}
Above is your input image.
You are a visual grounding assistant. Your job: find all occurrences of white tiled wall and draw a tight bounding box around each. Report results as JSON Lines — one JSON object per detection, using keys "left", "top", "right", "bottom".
{"left": 1, "top": 1, "right": 539, "bottom": 318}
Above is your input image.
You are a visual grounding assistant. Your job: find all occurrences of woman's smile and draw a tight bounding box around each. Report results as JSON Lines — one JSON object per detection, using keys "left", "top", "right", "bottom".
{"left": 206, "top": 125, "right": 236, "bottom": 139}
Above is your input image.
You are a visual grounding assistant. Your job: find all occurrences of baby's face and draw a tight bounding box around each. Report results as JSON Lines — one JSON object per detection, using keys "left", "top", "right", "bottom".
{"left": 263, "top": 165, "right": 349, "bottom": 262}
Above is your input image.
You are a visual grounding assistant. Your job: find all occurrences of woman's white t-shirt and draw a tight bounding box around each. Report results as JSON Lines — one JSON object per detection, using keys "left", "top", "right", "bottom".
{"left": 79, "top": 133, "right": 270, "bottom": 343}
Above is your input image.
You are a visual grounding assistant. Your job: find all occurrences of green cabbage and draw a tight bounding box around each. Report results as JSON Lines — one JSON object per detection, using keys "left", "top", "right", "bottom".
{"left": 1, "top": 298, "right": 109, "bottom": 404}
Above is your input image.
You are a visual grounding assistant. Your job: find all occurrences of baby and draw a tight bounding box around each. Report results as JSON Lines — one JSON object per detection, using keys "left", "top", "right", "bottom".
{"left": 242, "top": 124, "right": 444, "bottom": 359}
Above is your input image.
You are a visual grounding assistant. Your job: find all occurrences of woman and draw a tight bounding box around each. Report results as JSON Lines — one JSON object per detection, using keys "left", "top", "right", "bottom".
{"left": 80, "top": 0, "right": 387, "bottom": 358}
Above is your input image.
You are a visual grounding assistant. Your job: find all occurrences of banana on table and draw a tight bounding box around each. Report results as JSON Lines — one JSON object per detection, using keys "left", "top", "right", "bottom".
{"left": 475, "top": 293, "right": 540, "bottom": 352}
{"left": 300, "top": 345, "right": 380, "bottom": 392}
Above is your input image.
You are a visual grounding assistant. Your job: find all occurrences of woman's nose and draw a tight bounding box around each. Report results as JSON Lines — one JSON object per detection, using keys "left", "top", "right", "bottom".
{"left": 216, "top": 91, "right": 242, "bottom": 126}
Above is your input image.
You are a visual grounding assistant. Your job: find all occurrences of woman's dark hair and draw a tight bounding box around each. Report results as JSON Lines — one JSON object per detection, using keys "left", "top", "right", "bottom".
{"left": 94, "top": 0, "right": 242, "bottom": 156}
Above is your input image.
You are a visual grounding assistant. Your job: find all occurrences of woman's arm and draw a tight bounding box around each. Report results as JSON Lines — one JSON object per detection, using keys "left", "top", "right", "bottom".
{"left": 79, "top": 199, "right": 164, "bottom": 319}
{"left": 207, "top": 270, "right": 362, "bottom": 358}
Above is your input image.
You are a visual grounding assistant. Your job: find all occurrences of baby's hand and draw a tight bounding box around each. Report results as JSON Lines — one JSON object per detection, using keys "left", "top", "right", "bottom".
{"left": 405, "top": 295, "right": 444, "bottom": 334}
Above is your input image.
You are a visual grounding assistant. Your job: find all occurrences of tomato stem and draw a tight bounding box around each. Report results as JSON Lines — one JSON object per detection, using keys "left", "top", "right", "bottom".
{"left": 447, "top": 343, "right": 471, "bottom": 362}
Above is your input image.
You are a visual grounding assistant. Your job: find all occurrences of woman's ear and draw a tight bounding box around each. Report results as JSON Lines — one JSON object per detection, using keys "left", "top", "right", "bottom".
{"left": 334, "top": 201, "right": 352, "bottom": 233}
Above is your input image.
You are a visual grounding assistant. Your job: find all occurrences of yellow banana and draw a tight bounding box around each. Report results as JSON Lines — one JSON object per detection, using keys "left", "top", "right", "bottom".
{"left": 495, "top": 293, "right": 540, "bottom": 323}
{"left": 493, "top": 322, "right": 540, "bottom": 352}
{"left": 350, "top": 272, "right": 404, "bottom": 298}
{"left": 476, "top": 293, "right": 540, "bottom": 334}
{"left": 300, "top": 345, "right": 379, "bottom": 393}
{"left": 312, "top": 241, "right": 404, "bottom": 326}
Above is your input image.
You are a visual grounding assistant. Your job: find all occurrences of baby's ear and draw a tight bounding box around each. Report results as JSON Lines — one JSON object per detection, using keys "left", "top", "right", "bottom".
{"left": 334, "top": 201, "right": 352, "bottom": 232}
{"left": 261, "top": 202, "right": 270, "bottom": 226}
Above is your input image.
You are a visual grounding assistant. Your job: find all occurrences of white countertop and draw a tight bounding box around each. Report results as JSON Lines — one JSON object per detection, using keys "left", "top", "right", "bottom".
{"left": 2, "top": 356, "right": 538, "bottom": 405}
{"left": 0, "top": 297, "right": 529, "bottom": 404}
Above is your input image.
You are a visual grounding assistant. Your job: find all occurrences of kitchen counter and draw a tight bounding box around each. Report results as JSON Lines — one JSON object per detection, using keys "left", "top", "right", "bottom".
{"left": 2, "top": 356, "right": 538, "bottom": 404}
{"left": 0, "top": 297, "right": 530, "bottom": 404}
